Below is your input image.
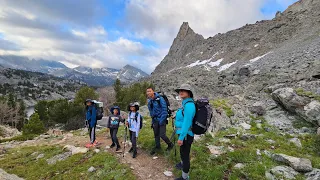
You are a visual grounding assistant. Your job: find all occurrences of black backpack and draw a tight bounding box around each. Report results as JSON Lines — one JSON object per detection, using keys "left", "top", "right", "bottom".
{"left": 87, "top": 103, "right": 104, "bottom": 120}
{"left": 182, "top": 98, "right": 213, "bottom": 135}
{"left": 130, "top": 112, "right": 143, "bottom": 129}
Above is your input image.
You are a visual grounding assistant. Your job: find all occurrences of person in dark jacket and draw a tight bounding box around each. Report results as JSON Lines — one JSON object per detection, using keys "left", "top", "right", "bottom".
{"left": 108, "top": 106, "right": 124, "bottom": 151}
{"left": 174, "top": 84, "right": 196, "bottom": 180}
{"left": 85, "top": 99, "right": 97, "bottom": 148}
{"left": 147, "top": 87, "right": 173, "bottom": 155}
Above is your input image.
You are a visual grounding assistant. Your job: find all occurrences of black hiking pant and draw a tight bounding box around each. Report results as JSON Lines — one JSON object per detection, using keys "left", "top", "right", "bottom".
{"left": 129, "top": 130, "right": 137, "bottom": 150}
{"left": 179, "top": 135, "right": 194, "bottom": 173}
{"left": 88, "top": 124, "right": 96, "bottom": 144}
{"left": 153, "top": 121, "right": 171, "bottom": 148}
{"left": 110, "top": 128, "right": 120, "bottom": 147}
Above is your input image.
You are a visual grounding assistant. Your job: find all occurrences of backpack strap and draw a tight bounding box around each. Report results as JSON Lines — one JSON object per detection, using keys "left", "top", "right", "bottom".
{"left": 181, "top": 100, "right": 195, "bottom": 116}
{"left": 134, "top": 112, "right": 139, "bottom": 121}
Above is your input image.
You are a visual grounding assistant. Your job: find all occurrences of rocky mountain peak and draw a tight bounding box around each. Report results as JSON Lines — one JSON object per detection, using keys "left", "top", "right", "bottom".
{"left": 284, "top": 0, "right": 315, "bottom": 14}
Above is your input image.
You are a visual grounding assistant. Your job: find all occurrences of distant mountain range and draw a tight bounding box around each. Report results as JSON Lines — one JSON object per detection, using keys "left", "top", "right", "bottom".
{"left": 0, "top": 55, "right": 149, "bottom": 86}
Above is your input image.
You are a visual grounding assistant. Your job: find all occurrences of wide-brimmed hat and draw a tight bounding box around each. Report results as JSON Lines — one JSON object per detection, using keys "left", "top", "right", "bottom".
{"left": 110, "top": 106, "right": 120, "bottom": 115}
{"left": 175, "top": 84, "right": 194, "bottom": 98}
{"left": 84, "top": 99, "right": 94, "bottom": 105}
{"left": 127, "top": 102, "right": 140, "bottom": 111}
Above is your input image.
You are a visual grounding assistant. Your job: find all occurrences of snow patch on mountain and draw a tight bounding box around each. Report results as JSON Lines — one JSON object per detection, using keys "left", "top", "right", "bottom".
{"left": 218, "top": 61, "right": 238, "bottom": 72}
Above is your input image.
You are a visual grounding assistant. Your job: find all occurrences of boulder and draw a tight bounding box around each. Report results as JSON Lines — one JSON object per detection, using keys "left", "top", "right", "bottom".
{"left": 271, "top": 88, "right": 320, "bottom": 126}
{"left": 240, "top": 123, "right": 251, "bottom": 130}
{"left": 271, "top": 153, "right": 313, "bottom": 172}
{"left": 88, "top": 166, "right": 96, "bottom": 173}
{"left": 240, "top": 134, "right": 256, "bottom": 141}
{"left": 317, "top": 127, "right": 320, "bottom": 135}
{"left": 36, "top": 154, "right": 45, "bottom": 160}
{"left": 207, "top": 145, "right": 226, "bottom": 157}
{"left": 0, "top": 168, "right": 24, "bottom": 180}
{"left": 305, "top": 169, "right": 320, "bottom": 180}
{"left": 0, "top": 125, "right": 22, "bottom": 139}
{"left": 289, "top": 138, "right": 302, "bottom": 148}
{"left": 266, "top": 166, "right": 299, "bottom": 180}
{"left": 46, "top": 152, "right": 72, "bottom": 165}
{"left": 63, "top": 145, "right": 88, "bottom": 155}
{"left": 304, "top": 101, "right": 320, "bottom": 126}
{"left": 234, "top": 163, "right": 245, "bottom": 169}
{"left": 249, "top": 102, "right": 266, "bottom": 115}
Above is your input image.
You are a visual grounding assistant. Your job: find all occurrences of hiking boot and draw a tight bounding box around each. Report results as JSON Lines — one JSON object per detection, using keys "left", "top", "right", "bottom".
{"left": 166, "top": 143, "right": 174, "bottom": 151}
{"left": 110, "top": 143, "right": 116, "bottom": 148}
{"left": 128, "top": 147, "right": 133, "bottom": 153}
{"left": 175, "top": 162, "right": 183, "bottom": 170}
{"left": 150, "top": 147, "right": 160, "bottom": 155}
{"left": 116, "top": 146, "right": 121, "bottom": 151}
{"left": 132, "top": 150, "right": 137, "bottom": 158}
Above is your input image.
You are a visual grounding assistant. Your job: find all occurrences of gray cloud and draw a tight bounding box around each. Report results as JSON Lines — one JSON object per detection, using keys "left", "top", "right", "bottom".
{"left": 0, "top": 38, "right": 20, "bottom": 51}
{"left": 1, "top": 0, "right": 104, "bottom": 26}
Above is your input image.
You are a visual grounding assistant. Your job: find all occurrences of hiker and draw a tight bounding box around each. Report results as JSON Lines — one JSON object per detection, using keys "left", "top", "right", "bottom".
{"left": 147, "top": 87, "right": 174, "bottom": 155}
{"left": 174, "top": 84, "right": 196, "bottom": 180}
{"left": 85, "top": 99, "right": 97, "bottom": 148}
{"left": 126, "top": 102, "right": 142, "bottom": 158}
{"left": 108, "top": 106, "right": 124, "bottom": 151}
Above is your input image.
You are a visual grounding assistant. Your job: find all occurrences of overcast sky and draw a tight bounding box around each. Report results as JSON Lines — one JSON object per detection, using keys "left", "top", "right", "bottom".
{"left": 0, "top": 0, "right": 298, "bottom": 73}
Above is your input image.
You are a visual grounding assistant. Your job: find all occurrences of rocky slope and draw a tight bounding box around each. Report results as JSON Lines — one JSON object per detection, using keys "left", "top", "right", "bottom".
{"left": 143, "top": 0, "right": 320, "bottom": 133}
{"left": 0, "top": 66, "right": 84, "bottom": 106}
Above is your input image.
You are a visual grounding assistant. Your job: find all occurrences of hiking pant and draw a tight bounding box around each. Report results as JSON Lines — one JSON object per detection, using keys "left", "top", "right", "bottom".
{"left": 129, "top": 130, "right": 137, "bottom": 150}
{"left": 110, "top": 128, "right": 120, "bottom": 147}
{"left": 179, "top": 135, "right": 194, "bottom": 173}
{"left": 88, "top": 125, "right": 96, "bottom": 144}
{"left": 153, "top": 122, "right": 171, "bottom": 148}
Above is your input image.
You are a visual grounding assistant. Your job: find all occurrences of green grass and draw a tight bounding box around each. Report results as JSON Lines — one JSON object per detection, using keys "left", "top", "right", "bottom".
{"left": 0, "top": 145, "right": 135, "bottom": 180}
{"left": 295, "top": 88, "right": 320, "bottom": 101}
{"left": 211, "top": 99, "right": 234, "bottom": 117}
{"left": 131, "top": 116, "right": 320, "bottom": 179}
{"left": 0, "top": 134, "right": 36, "bottom": 143}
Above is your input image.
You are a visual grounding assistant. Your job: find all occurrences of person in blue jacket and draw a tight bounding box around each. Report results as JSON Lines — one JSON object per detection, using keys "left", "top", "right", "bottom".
{"left": 147, "top": 87, "right": 173, "bottom": 155}
{"left": 174, "top": 84, "right": 196, "bottom": 180}
{"left": 85, "top": 99, "right": 97, "bottom": 148}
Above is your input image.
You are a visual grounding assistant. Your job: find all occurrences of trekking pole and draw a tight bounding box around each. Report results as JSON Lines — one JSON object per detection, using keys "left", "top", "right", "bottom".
{"left": 123, "top": 126, "right": 127, "bottom": 157}
{"left": 169, "top": 115, "right": 177, "bottom": 157}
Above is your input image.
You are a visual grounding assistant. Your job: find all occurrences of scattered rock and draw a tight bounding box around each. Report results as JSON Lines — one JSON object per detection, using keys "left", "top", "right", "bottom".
{"left": 289, "top": 138, "right": 302, "bottom": 148}
{"left": 227, "top": 146, "right": 235, "bottom": 152}
{"left": 163, "top": 171, "right": 173, "bottom": 177}
{"left": 224, "top": 134, "right": 237, "bottom": 139}
{"left": 264, "top": 127, "right": 272, "bottom": 132}
{"left": 46, "top": 152, "right": 72, "bottom": 165}
{"left": 30, "top": 152, "right": 38, "bottom": 156}
{"left": 94, "top": 149, "right": 100, "bottom": 153}
{"left": 36, "top": 154, "right": 44, "bottom": 160}
{"left": 240, "top": 134, "right": 256, "bottom": 141}
{"left": 63, "top": 145, "right": 88, "bottom": 155}
{"left": 266, "top": 139, "right": 276, "bottom": 144}
{"left": 271, "top": 153, "right": 313, "bottom": 172}
{"left": 256, "top": 123, "right": 262, "bottom": 129}
{"left": 234, "top": 163, "right": 245, "bottom": 169}
{"left": 305, "top": 168, "right": 320, "bottom": 180}
{"left": 256, "top": 149, "right": 262, "bottom": 156}
{"left": 0, "top": 125, "right": 22, "bottom": 139}
{"left": 266, "top": 166, "right": 299, "bottom": 180}
{"left": 105, "top": 145, "right": 110, "bottom": 149}
{"left": 207, "top": 145, "right": 226, "bottom": 156}
{"left": 249, "top": 102, "right": 266, "bottom": 115}
{"left": 304, "top": 101, "right": 320, "bottom": 126}
{"left": 317, "top": 127, "right": 320, "bottom": 135}
{"left": 0, "top": 168, "right": 24, "bottom": 180}
{"left": 240, "top": 123, "right": 251, "bottom": 130}
{"left": 219, "top": 138, "right": 231, "bottom": 143}
{"left": 88, "top": 166, "right": 96, "bottom": 173}
{"left": 130, "top": 166, "right": 135, "bottom": 170}
{"left": 152, "top": 156, "right": 158, "bottom": 160}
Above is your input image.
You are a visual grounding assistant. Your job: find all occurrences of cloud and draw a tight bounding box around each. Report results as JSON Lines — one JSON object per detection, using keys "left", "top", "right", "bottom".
{"left": 124, "top": 0, "right": 266, "bottom": 46}
{"left": 0, "top": 38, "right": 20, "bottom": 51}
